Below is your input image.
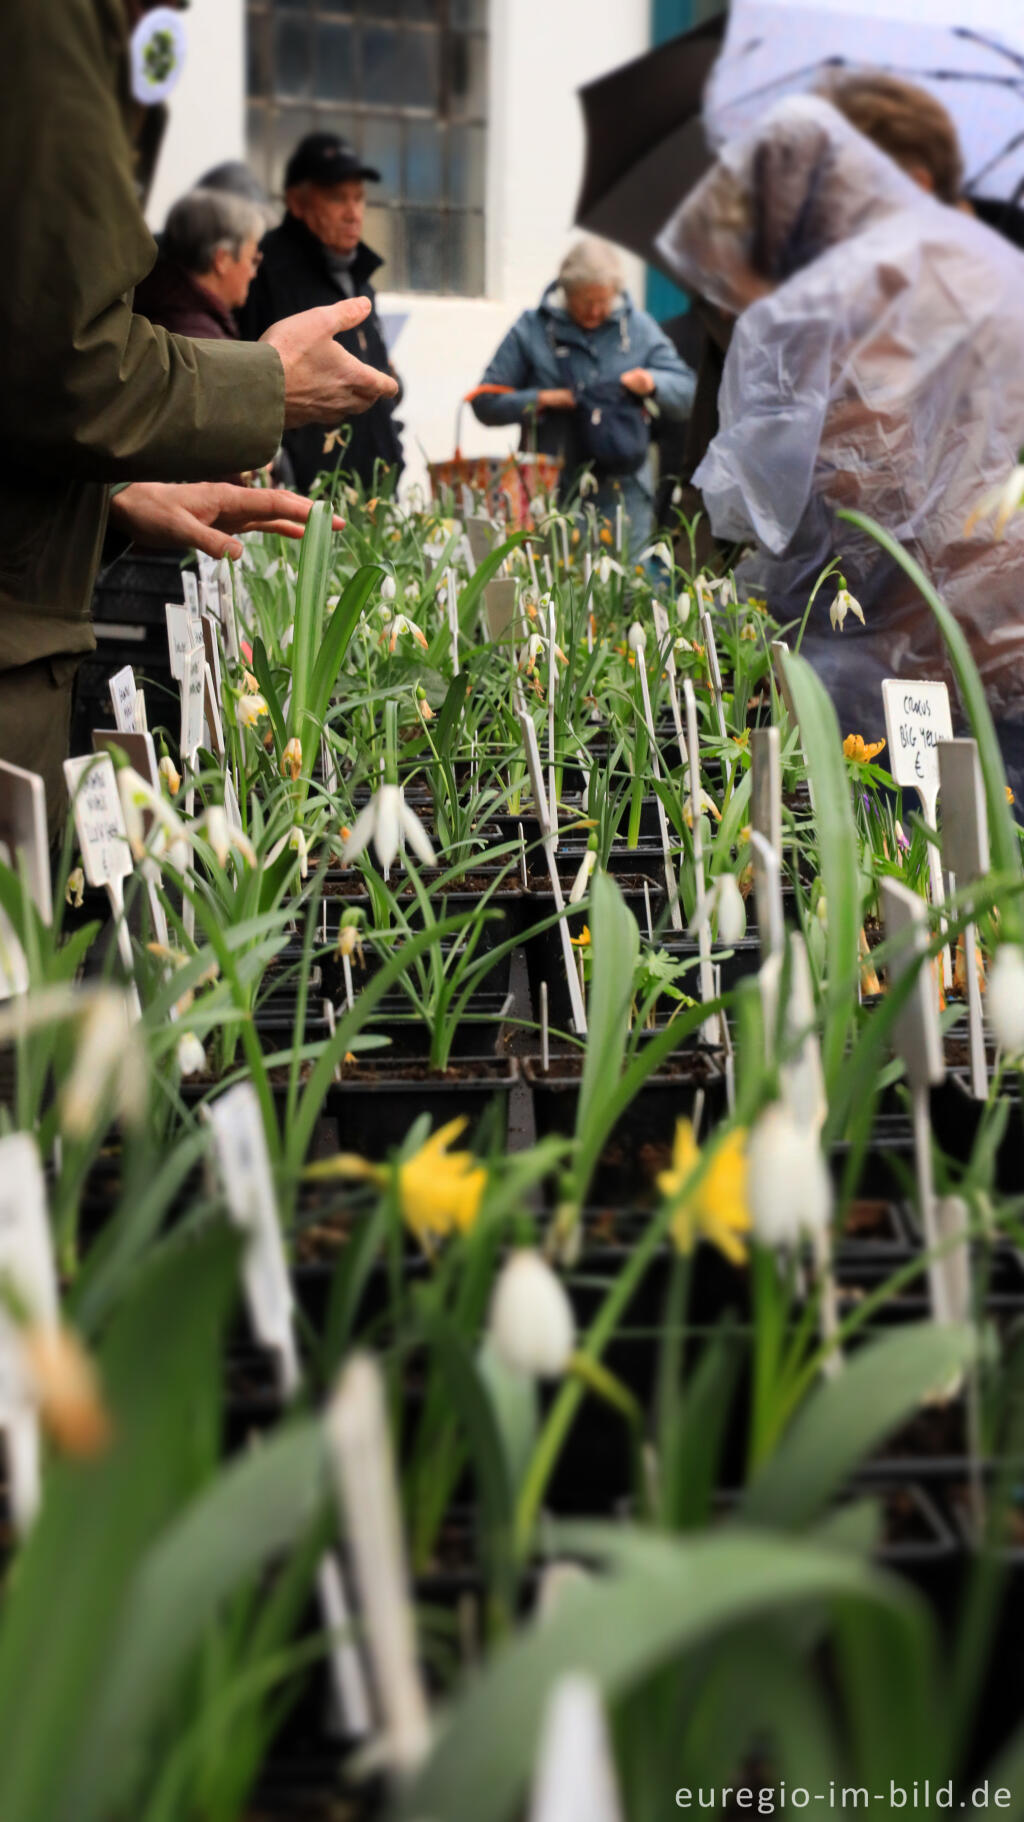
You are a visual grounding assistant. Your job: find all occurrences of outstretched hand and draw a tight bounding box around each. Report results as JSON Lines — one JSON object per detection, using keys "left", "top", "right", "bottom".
{"left": 109, "top": 481, "right": 345, "bottom": 561}
{"left": 262, "top": 296, "right": 400, "bottom": 430}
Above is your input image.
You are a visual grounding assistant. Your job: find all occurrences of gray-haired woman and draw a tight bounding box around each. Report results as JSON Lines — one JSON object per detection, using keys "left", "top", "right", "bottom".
{"left": 134, "top": 188, "right": 267, "bottom": 342}
{"left": 470, "top": 235, "right": 695, "bottom": 551}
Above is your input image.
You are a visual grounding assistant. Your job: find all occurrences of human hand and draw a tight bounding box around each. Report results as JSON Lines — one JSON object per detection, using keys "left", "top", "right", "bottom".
{"left": 109, "top": 482, "right": 345, "bottom": 561}
{"left": 261, "top": 297, "right": 399, "bottom": 430}
{"left": 620, "top": 368, "right": 655, "bottom": 398}
{"left": 537, "top": 388, "right": 576, "bottom": 410}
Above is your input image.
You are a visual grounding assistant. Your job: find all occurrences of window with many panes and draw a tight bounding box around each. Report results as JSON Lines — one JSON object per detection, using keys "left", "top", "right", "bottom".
{"left": 246, "top": 0, "right": 487, "bottom": 295}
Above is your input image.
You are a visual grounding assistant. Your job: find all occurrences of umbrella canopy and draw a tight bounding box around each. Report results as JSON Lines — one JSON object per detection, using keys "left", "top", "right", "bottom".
{"left": 707, "top": 0, "right": 1024, "bottom": 201}
{"left": 574, "top": 18, "right": 724, "bottom": 280}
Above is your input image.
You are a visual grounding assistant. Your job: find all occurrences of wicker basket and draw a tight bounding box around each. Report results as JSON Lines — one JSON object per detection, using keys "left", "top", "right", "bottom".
{"left": 428, "top": 392, "right": 562, "bottom": 530}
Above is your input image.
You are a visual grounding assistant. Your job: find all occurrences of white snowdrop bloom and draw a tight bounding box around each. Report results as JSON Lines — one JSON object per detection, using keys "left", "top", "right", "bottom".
{"left": 342, "top": 783, "right": 435, "bottom": 873}
{"left": 405, "top": 579, "right": 420, "bottom": 601}
{"left": 987, "top": 944, "right": 1024, "bottom": 1053}
{"left": 627, "top": 621, "right": 647, "bottom": 652}
{"left": 116, "top": 765, "right": 189, "bottom": 864}
{"left": 694, "top": 575, "right": 714, "bottom": 612}
{"left": 715, "top": 873, "right": 747, "bottom": 945}
{"left": 380, "top": 573, "right": 397, "bottom": 601}
{"left": 747, "top": 1106, "right": 832, "bottom": 1248}
{"left": 597, "top": 554, "right": 627, "bottom": 586}
{"left": 710, "top": 575, "right": 736, "bottom": 606}
{"left": 829, "top": 579, "right": 865, "bottom": 633}
{"left": 676, "top": 588, "right": 693, "bottom": 625}
{"left": 381, "top": 614, "right": 428, "bottom": 653}
{"left": 281, "top": 622, "right": 294, "bottom": 652}
{"left": 175, "top": 1031, "right": 206, "bottom": 1076}
{"left": 965, "top": 463, "right": 1024, "bottom": 539}
{"left": 569, "top": 847, "right": 597, "bottom": 904}
{"left": 267, "top": 825, "right": 309, "bottom": 878}
{"left": 61, "top": 991, "right": 147, "bottom": 1138}
{"left": 638, "top": 540, "right": 674, "bottom": 570}
{"left": 488, "top": 1250, "right": 576, "bottom": 1379}
{"left": 236, "top": 692, "right": 269, "bottom": 729}
{"left": 197, "top": 807, "right": 257, "bottom": 869}
{"left": 158, "top": 754, "right": 181, "bottom": 796}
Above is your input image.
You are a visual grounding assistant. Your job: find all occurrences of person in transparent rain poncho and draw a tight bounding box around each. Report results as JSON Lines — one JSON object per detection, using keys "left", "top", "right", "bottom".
{"left": 657, "top": 94, "right": 1024, "bottom": 794}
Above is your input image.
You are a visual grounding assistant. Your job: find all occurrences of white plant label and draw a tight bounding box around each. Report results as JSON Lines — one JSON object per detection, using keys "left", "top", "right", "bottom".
{"left": 108, "top": 666, "right": 138, "bottom": 734}
{"left": 165, "top": 603, "right": 193, "bottom": 682}
{"left": 484, "top": 578, "right": 517, "bottom": 642}
{"left": 200, "top": 613, "right": 223, "bottom": 700}
{"left": 63, "top": 753, "right": 131, "bottom": 887}
{"left": 0, "top": 1134, "right": 54, "bottom": 1532}
{"left": 208, "top": 1084, "right": 298, "bottom": 1390}
{"left": 0, "top": 759, "right": 51, "bottom": 923}
{"left": 180, "top": 643, "right": 206, "bottom": 762}
{"left": 92, "top": 727, "right": 159, "bottom": 790}
{"left": 181, "top": 570, "right": 200, "bottom": 621}
{"left": 881, "top": 679, "right": 953, "bottom": 812}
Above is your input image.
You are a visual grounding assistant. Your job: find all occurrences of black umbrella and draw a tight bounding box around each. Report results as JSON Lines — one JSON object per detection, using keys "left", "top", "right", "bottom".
{"left": 574, "top": 17, "right": 725, "bottom": 282}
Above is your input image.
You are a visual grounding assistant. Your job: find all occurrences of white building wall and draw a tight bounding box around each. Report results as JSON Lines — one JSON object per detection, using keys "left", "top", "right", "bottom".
{"left": 146, "top": 5, "right": 247, "bottom": 229}
{"left": 147, "top": 0, "right": 651, "bottom": 492}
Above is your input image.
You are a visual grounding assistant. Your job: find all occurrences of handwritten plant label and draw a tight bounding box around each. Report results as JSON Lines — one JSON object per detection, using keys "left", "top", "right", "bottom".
{"left": 208, "top": 1084, "right": 297, "bottom": 1387}
{"left": 203, "top": 663, "right": 225, "bottom": 760}
{"left": 165, "top": 603, "right": 193, "bottom": 682}
{"left": 881, "top": 679, "right": 953, "bottom": 806}
{"left": 92, "top": 727, "right": 159, "bottom": 790}
{"left": 181, "top": 570, "right": 200, "bottom": 621}
{"left": 0, "top": 1134, "right": 55, "bottom": 1531}
{"left": 180, "top": 643, "right": 206, "bottom": 761}
{"left": 108, "top": 666, "right": 138, "bottom": 733}
{"left": 63, "top": 753, "right": 131, "bottom": 887}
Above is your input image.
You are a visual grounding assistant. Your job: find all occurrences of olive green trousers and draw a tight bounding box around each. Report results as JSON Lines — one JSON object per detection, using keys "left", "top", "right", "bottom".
{"left": 0, "top": 655, "right": 79, "bottom": 844}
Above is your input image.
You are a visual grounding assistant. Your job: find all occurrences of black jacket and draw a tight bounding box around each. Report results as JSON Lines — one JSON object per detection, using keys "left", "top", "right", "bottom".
{"left": 239, "top": 213, "right": 403, "bottom": 494}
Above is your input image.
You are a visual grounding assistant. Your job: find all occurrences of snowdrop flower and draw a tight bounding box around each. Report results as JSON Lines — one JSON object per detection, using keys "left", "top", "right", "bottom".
{"left": 380, "top": 572, "right": 397, "bottom": 601}
{"left": 175, "top": 1031, "right": 206, "bottom": 1076}
{"left": 380, "top": 614, "right": 428, "bottom": 653}
{"left": 715, "top": 872, "right": 747, "bottom": 944}
{"left": 597, "top": 554, "right": 626, "bottom": 585}
{"left": 158, "top": 754, "right": 181, "bottom": 796}
{"left": 488, "top": 1250, "right": 576, "bottom": 1379}
{"left": 747, "top": 1106, "right": 832, "bottom": 1248}
{"left": 569, "top": 846, "right": 597, "bottom": 904}
{"left": 65, "top": 867, "right": 84, "bottom": 909}
{"left": 281, "top": 623, "right": 294, "bottom": 652}
{"left": 197, "top": 806, "right": 257, "bottom": 868}
{"left": 61, "top": 990, "right": 147, "bottom": 1139}
{"left": 964, "top": 462, "right": 1024, "bottom": 539}
{"left": 676, "top": 588, "right": 693, "bottom": 625}
{"left": 638, "top": 540, "right": 674, "bottom": 570}
{"left": 627, "top": 621, "right": 647, "bottom": 653}
{"left": 682, "top": 787, "right": 722, "bottom": 828}
{"left": 521, "top": 631, "right": 567, "bottom": 676}
{"left": 21, "top": 1324, "right": 111, "bottom": 1459}
{"left": 343, "top": 783, "right": 435, "bottom": 873}
{"left": 280, "top": 737, "right": 302, "bottom": 782}
{"left": 829, "top": 577, "right": 865, "bottom": 633}
{"left": 694, "top": 575, "right": 714, "bottom": 612}
{"left": 987, "top": 944, "right": 1024, "bottom": 1053}
{"left": 117, "top": 766, "right": 189, "bottom": 864}
{"left": 267, "top": 824, "right": 309, "bottom": 878}
{"left": 237, "top": 692, "right": 268, "bottom": 728}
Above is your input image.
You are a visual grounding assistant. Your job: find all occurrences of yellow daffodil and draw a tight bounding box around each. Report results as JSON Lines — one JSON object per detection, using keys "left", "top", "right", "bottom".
{"left": 570, "top": 924, "right": 591, "bottom": 949}
{"left": 656, "top": 1119, "right": 751, "bottom": 1266}
{"left": 397, "top": 1118, "right": 486, "bottom": 1245}
{"left": 843, "top": 733, "right": 886, "bottom": 764}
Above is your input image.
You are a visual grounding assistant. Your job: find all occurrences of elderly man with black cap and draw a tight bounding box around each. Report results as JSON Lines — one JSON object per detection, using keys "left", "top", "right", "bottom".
{"left": 241, "top": 133, "right": 403, "bottom": 495}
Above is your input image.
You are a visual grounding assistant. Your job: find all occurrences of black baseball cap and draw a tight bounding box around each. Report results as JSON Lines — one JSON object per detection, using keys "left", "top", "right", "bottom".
{"left": 284, "top": 132, "right": 380, "bottom": 189}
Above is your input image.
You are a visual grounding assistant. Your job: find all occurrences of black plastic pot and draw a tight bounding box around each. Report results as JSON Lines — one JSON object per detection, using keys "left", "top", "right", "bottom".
{"left": 524, "top": 1049, "right": 727, "bottom": 1206}
{"left": 325, "top": 1056, "right": 517, "bottom": 1157}
{"left": 352, "top": 989, "right": 513, "bottom": 1060}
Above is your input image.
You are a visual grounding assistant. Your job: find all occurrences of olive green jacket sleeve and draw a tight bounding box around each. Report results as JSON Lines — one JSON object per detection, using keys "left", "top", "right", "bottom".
{"left": 0, "top": 0, "right": 284, "bottom": 484}
{"left": 0, "top": 0, "right": 286, "bottom": 670}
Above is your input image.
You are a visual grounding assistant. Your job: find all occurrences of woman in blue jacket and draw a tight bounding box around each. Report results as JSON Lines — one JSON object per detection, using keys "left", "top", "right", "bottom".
{"left": 470, "top": 237, "right": 695, "bottom": 552}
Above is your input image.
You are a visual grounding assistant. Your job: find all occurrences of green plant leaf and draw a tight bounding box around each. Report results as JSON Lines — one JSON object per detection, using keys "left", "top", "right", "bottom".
{"left": 398, "top": 1523, "right": 924, "bottom": 1822}
{"left": 740, "top": 1321, "right": 977, "bottom": 1531}
{"left": 287, "top": 497, "right": 334, "bottom": 745}
{"left": 309, "top": 562, "right": 383, "bottom": 735}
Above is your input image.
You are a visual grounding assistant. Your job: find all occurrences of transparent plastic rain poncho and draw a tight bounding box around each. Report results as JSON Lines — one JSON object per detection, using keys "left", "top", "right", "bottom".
{"left": 656, "top": 95, "right": 1024, "bottom": 737}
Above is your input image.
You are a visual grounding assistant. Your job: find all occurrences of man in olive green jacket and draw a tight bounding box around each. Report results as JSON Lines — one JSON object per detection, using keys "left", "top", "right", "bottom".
{"left": 1, "top": 0, "right": 396, "bottom": 832}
